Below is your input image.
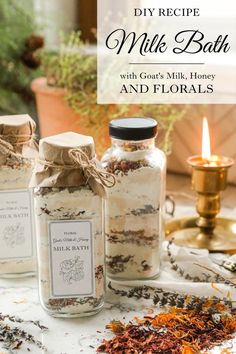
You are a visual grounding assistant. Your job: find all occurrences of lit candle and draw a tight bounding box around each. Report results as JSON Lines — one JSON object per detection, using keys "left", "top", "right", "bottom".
{"left": 201, "top": 117, "right": 225, "bottom": 167}
{"left": 188, "top": 117, "right": 234, "bottom": 169}
{"left": 202, "top": 117, "right": 211, "bottom": 161}
{"left": 185, "top": 118, "right": 234, "bottom": 251}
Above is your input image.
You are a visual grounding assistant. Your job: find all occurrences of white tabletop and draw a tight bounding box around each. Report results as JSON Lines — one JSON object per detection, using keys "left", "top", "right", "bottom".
{"left": 1, "top": 204, "right": 236, "bottom": 353}
{"left": 0, "top": 276, "right": 154, "bottom": 354}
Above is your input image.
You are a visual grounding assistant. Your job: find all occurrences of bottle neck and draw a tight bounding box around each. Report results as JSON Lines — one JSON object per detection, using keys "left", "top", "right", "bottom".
{"left": 111, "top": 138, "right": 155, "bottom": 151}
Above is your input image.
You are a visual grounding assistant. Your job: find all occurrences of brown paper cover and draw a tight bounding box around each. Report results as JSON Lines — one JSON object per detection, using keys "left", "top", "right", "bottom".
{"left": 31, "top": 132, "right": 114, "bottom": 197}
{"left": 0, "top": 114, "right": 37, "bottom": 166}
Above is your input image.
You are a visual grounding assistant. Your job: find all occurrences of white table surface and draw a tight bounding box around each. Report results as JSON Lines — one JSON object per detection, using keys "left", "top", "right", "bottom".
{"left": 1, "top": 204, "right": 236, "bottom": 354}
{"left": 0, "top": 276, "right": 156, "bottom": 354}
{"left": 1, "top": 277, "right": 236, "bottom": 354}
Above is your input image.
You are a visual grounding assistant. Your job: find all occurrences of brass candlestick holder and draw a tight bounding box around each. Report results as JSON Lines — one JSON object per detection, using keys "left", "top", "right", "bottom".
{"left": 166, "top": 155, "right": 236, "bottom": 251}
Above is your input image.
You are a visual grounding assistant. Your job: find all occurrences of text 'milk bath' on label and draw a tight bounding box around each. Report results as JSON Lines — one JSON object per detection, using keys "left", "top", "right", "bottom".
{"left": 0, "top": 190, "right": 33, "bottom": 260}
{"left": 48, "top": 220, "right": 95, "bottom": 298}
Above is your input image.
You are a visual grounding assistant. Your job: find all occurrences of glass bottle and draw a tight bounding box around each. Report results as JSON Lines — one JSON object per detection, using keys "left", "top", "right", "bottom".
{"left": 32, "top": 132, "right": 110, "bottom": 317}
{"left": 102, "top": 118, "right": 166, "bottom": 280}
{"left": 0, "top": 114, "right": 37, "bottom": 277}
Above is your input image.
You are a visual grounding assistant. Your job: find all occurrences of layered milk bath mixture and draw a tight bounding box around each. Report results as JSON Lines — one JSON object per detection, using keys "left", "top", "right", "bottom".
{"left": 34, "top": 186, "right": 104, "bottom": 316}
{"left": 32, "top": 132, "right": 114, "bottom": 317}
{"left": 0, "top": 115, "right": 37, "bottom": 277}
{"left": 102, "top": 118, "right": 166, "bottom": 280}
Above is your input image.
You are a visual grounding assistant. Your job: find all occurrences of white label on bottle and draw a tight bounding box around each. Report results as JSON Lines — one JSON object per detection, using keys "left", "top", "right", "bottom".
{"left": 0, "top": 190, "right": 33, "bottom": 260}
{"left": 48, "top": 220, "right": 95, "bottom": 298}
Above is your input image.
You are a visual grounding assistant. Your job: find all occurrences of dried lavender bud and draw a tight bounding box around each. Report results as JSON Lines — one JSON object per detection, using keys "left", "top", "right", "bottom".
{"left": 0, "top": 314, "right": 47, "bottom": 331}
{"left": 0, "top": 314, "right": 47, "bottom": 351}
{"left": 194, "top": 263, "right": 236, "bottom": 290}
{"left": 167, "top": 240, "right": 235, "bottom": 287}
{"left": 108, "top": 282, "right": 233, "bottom": 313}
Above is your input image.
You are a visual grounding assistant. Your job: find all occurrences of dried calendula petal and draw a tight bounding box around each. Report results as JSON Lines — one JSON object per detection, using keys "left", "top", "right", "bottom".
{"left": 106, "top": 320, "right": 126, "bottom": 334}
{"left": 181, "top": 344, "right": 195, "bottom": 354}
{"left": 220, "top": 348, "right": 233, "bottom": 354}
{"left": 98, "top": 306, "right": 236, "bottom": 354}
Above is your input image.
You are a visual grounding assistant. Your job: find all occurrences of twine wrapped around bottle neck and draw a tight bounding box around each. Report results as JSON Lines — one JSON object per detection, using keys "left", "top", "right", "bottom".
{"left": 0, "top": 134, "right": 38, "bottom": 166}
{"left": 0, "top": 137, "right": 14, "bottom": 156}
{"left": 31, "top": 132, "right": 116, "bottom": 197}
{"left": 0, "top": 134, "right": 35, "bottom": 144}
{"left": 69, "top": 148, "right": 116, "bottom": 191}
{"left": 0, "top": 115, "right": 38, "bottom": 166}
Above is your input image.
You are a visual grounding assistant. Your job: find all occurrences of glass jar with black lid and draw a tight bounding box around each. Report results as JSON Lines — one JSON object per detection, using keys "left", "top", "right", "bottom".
{"left": 101, "top": 117, "right": 166, "bottom": 280}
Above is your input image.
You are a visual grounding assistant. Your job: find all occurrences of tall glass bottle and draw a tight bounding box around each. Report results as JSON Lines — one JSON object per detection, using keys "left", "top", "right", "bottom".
{"left": 102, "top": 118, "right": 166, "bottom": 280}
{"left": 0, "top": 114, "right": 38, "bottom": 277}
{"left": 32, "top": 132, "right": 113, "bottom": 317}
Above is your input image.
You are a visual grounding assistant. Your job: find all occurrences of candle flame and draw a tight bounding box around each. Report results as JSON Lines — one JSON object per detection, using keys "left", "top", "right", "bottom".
{"left": 202, "top": 117, "right": 211, "bottom": 160}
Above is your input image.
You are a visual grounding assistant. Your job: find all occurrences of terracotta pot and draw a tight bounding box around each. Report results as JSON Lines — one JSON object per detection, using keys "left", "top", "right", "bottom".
{"left": 31, "top": 77, "right": 90, "bottom": 138}
{"left": 32, "top": 77, "right": 139, "bottom": 156}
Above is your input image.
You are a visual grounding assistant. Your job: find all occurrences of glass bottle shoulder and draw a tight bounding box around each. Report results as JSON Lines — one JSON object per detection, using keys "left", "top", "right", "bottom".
{"left": 101, "top": 144, "right": 166, "bottom": 171}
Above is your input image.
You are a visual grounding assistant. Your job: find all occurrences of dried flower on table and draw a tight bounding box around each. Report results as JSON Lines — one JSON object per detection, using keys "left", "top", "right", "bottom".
{"left": 98, "top": 306, "right": 236, "bottom": 353}
{"left": 108, "top": 282, "right": 233, "bottom": 312}
{"left": 167, "top": 239, "right": 236, "bottom": 290}
{"left": 194, "top": 263, "right": 236, "bottom": 290}
{"left": 0, "top": 313, "right": 47, "bottom": 351}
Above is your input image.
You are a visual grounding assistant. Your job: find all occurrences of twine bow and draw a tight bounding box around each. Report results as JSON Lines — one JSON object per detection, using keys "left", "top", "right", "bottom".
{"left": 68, "top": 148, "right": 116, "bottom": 189}
{"left": 33, "top": 148, "right": 116, "bottom": 196}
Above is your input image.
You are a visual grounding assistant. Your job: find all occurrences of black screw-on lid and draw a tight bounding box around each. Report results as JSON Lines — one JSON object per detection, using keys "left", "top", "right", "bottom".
{"left": 109, "top": 117, "right": 158, "bottom": 141}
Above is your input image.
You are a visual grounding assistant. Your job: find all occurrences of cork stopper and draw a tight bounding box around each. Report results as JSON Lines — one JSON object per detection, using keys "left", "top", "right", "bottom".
{"left": 0, "top": 114, "right": 36, "bottom": 144}
{"left": 39, "top": 132, "right": 95, "bottom": 165}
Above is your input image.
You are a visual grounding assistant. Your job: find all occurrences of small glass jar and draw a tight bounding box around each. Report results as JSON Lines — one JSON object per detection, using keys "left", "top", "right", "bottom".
{"left": 32, "top": 132, "right": 107, "bottom": 318}
{"left": 102, "top": 118, "right": 166, "bottom": 280}
{"left": 0, "top": 114, "right": 37, "bottom": 278}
